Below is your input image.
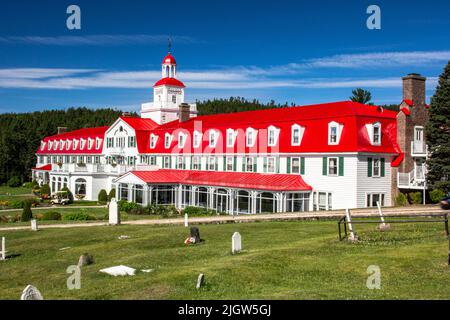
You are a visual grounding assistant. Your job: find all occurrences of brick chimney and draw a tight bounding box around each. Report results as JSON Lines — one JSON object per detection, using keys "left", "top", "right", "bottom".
{"left": 402, "top": 73, "right": 426, "bottom": 106}
{"left": 57, "top": 127, "right": 68, "bottom": 135}
{"left": 179, "top": 103, "right": 191, "bottom": 123}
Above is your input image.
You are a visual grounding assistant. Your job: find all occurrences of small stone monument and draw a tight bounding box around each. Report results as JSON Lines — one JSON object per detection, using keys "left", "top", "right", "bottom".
{"left": 232, "top": 232, "right": 242, "bottom": 254}
{"left": 31, "top": 219, "right": 38, "bottom": 231}
{"left": 376, "top": 201, "right": 391, "bottom": 231}
{"left": 0, "top": 237, "right": 6, "bottom": 260}
{"left": 78, "top": 253, "right": 94, "bottom": 267}
{"left": 345, "top": 208, "right": 358, "bottom": 242}
{"left": 109, "top": 198, "right": 120, "bottom": 225}
{"left": 184, "top": 213, "right": 189, "bottom": 227}
{"left": 190, "top": 227, "right": 201, "bottom": 244}
{"left": 196, "top": 273, "right": 205, "bottom": 289}
{"left": 20, "top": 285, "right": 43, "bottom": 300}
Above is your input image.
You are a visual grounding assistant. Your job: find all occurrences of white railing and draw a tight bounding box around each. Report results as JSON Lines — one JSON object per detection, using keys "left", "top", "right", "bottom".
{"left": 398, "top": 168, "right": 426, "bottom": 189}
{"left": 411, "top": 141, "right": 427, "bottom": 156}
{"left": 48, "top": 163, "right": 136, "bottom": 175}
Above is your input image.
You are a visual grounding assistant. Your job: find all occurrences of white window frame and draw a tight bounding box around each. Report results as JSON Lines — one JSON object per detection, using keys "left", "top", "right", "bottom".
{"left": 328, "top": 157, "right": 338, "bottom": 176}
{"left": 178, "top": 132, "right": 187, "bottom": 148}
{"left": 373, "top": 158, "right": 381, "bottom": 177}
{"left": 328, "top": 121, "right": 342, "bottom": 145}
{"left": 267, "top": 125, "right": 280, "bottom": 147}
{"left": 245, "top": 156, "right": 254, "bottom": 172}
{"left": 150, "top": 134, "right": 158, "bottom": 149}
{"left": 73, "top": 139, "right": 78, "bottom": 150}
{"left": 209, "top": 130, "right": 218, "bottom": 148}
{"left": 59, "top": 140, "right": 65, "bottom": 151}
{"left": 291, "top": 157, "right": 301, "bottom": 174}
{"left": 373, "top": 122, "right": 381, "bottom": 145}
{"left": 193, "top": 131, "right": 202, "bottom": 148}
{"left": 246, "top": 127, "right": 257, "bottom": 147}
{"left": 414, "top": 126, "right": 424, "bottom": 142}
{"left": 207, "top": 156, "right": 216, "bottom": 171}
{"left": 163, "top": 156, "right": 171, "bottom": 168}
{"left": 53, "top": 140, "right": 58, "bottom": 151}
{"left": 291, "top": 124, "right": 304, "bottom": 146}
{"left": 176, "top": 156, "right": 185, "bottom": 169}
{"left": 225, "top": 156, "right": 234, "bottom": 171}
{"left": 226, "top": 129, "right": 236, "bottom": 148}
{"left": 266, "top": 156, "right": 276, "bottom": 173}
{"left": 164, "top": 133, "right": 172, "bottom": 149}
{"left": 88, "top": 138, "right": 93, "bottom": 150}
{"left": 192, "top": 156, "right": 201, "bottom": 170}
{"left": 95, "top": 138, "right": 102, "bottom": 150}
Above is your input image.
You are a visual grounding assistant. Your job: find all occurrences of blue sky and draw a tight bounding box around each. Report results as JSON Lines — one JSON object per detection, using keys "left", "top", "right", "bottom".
{"left": 0, "top": 0, "right": 449, "bottom": 113}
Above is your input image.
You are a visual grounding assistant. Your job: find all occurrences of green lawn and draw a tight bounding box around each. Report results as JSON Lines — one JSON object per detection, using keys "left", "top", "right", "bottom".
{"left": 0, "top": 219, "right": 449, "bottom": 299}
{"left": 0, "top": 186, "right": 32, "bottom": 196}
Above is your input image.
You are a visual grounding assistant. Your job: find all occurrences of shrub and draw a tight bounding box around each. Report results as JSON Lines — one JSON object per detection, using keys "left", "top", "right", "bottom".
{"left": 108, "top": 188, "right": 116, "bottom": 201}
{"left": 98, "top": 189, "right": 108, "bottom": 203}
{"left": 183, "top": 206, "right": 216, "bottom": 216}
{"left": 9, "top": 200, "right": 24, "bottom": 209}
{"left": 409, "top": 192, "right": 423, "bottom": 205}
{"left": 41, "top": 211, "right": 62, "bottom": 221}
{"left": 430, "top": 189, "right": 446, "bottom": 203}
{"left": 40, "top": 184, "right": 51, "bottom": 199}
{"left": 61, "top": 187, "right": 74, "bottom": 203}
{"left": 63, "top": 212, "right": 96, "bottom": 221}
{"left": 118, "top": 200, "right": 141, "bottom": 213}
{"left": 21, "top": 201, "right": 33, "bottom": 222}
{"left": 395, "top": 193, "right": 408, "bottom": 206}
{"left": 7, "top": 176, "right": 21, "bottom": 188}
{"left": 159, "top": 205, "right": 179, "bottom": 218}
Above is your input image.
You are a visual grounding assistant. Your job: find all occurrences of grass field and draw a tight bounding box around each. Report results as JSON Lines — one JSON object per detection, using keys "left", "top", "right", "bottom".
{"left": 1, "top": 219, "right": 449, "bottom": 300}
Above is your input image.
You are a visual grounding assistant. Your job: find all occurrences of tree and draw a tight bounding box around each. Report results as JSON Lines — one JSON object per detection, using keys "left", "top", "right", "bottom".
{"left": 61, "top": 186, "right": 74, "bottom": 204}
{"left": 108, "top": 188, "right": 116, "bottom": 201}
{"left": 350, "top": 88, "right": 372, "bottom": 104}
{"left": 425, "top": 61, "right": 450, "bottom": 192}
{"left": 98, "top": 189, "right": 108, "bottom": 203}
{"left": 40, "top": 184, "right": 51, "bottom": 199}
{"left": 21, "top": 201, "right": 33, "bottom": 222}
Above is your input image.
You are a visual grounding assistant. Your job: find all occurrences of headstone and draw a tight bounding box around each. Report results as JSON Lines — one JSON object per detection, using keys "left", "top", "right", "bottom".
{"left": 100, "top": 265, "right": 136, "bottom": 276}
{"left": 190, "top": 227, "right": 201, "bottom": 244}
{"left": 78, "top": 253, "right": 94, "bottom": 267}
{"left": 232, "top": 232, "right": 242, "bottom": 254}
{"left": 118, "top": 235, "right": 130, "bottom": 240}
{"left": 109, "top": 198, "right": 120, "bottom": 225}
{"left": 0, "top": 237, "right": 6, "bottom": 260}
{"left": 196, "top": 273, "right": 205, "bottom": 289}
{"left": 184, "top": 213, "right": 189, "bottom": 227}
{"left": 31, "top": 219, "right": 38, "bottom": 231}
{"left": 345, "top": 208, "right": 358, "bottom": 242}
{"left": 376, "top": 201, "right": 391, "bottom": 231}
{"left": 20, "top": 285, "right": 44, "bottom": 300}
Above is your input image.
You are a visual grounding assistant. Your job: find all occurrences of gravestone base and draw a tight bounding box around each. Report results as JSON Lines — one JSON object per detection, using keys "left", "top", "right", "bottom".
{"left": 377, "top": 223, "right": 391, "bottom": 232}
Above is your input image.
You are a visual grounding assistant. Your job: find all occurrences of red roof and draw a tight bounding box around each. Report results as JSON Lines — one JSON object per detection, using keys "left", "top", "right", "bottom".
{"left": 403, "top": 99, "right": 414, "bottom": 106}
{"left": 129, "top": 169, "right": 312, "bottom": 191}
{"left": 145, "top": 101, "right": 399, "bottom": 155}
{"left": 37, "top": 126, "right": 108, "bottom": 155}
{"left": 162, "top": 53, "right": 176, "bottom": 65}
{"left": 32, "top": 164, "right": 52, "bottom": 171}
{"left": 153, "top": 77, "right": 185, "bottom": 88}
{"left": 119, "top": 116, "right": 158, "bottom": 131}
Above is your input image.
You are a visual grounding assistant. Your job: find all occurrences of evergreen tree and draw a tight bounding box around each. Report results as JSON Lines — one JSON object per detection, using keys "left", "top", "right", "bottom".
{"left": 425, "top": 61, "right": 450, "bottom": 192}
{"left": 21, "top": 201, "right": 33, "bottom": 222}
{"left": 350, "top": 88, "right": 372, "bottom": 104}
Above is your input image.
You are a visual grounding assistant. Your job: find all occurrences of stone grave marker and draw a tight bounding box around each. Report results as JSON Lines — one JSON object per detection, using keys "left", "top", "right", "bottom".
{"left": 20, "top": 285, "right": 43, "bottom": 300}
{"left": 196, "top": 273, "right": 205, "bottom": 289}
{"left": 31, "top": 219, "right": 38, "bottom": 231}
{"left": 109, "top": 198, "right": 120, "bottom": 225}
{"left": 232, "top": 232, "right": 242, "bottom": 254}
{"left": 0, "top": 237, "right": 6, "bottom": 260}
{"left": 190, "top": 227, "right": 201, "bottom": 244}
{"left": 184, "top": 213, "right": 189, "bottom": 227}
{"left": 78, "top": 253, "right": 94, "bottom": 267}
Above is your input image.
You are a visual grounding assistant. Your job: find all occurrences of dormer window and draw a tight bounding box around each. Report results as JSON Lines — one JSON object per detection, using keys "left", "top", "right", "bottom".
{"left": 73, "top": 139, "right": 79, "bottom": 150}
{"left": 209, "top": 130, "right": 218, "bottom": 148}
{"left": 164, "top": 133, "right": 172, "bottom": 148}
{"left": 95, "top": 138, "right": 102, "bottom": 150}
{"left": 40, "top": 141, "right": 46, "bottom": 150}
{"left": 328, "top": 121, "right": 342, "bottom": 145}
{"left": 193, "top": 131, "right": 202, "bottom": 148}
{"left": 373, "top": 122, "right": 381, "bottom": 145}
{"left": 80, "top": 139, "right": 86, "bottom": 150}
{"left": 150, "top": 134, "right": 158, "bottom": 149}
{"left": 226, "top": 129, "right": 236, "bottom": 148}
{"left": 66, "top": 139, "right": 72, "bottom": 150}
{"left": 53, "top": 141, "right": 58, "bottom": 151}
{"left": 291, "top": 124, "right": 304, "bottom": 146}
{"left": 246, "top": 127, "right": 257, "bottom": 147}
{"left": 88, "top": 138, "right": 93, "bottom": 150}
{"left": 178, "top": 132, "right": 187, "bottom": 148}
{"left": 268, "top": 125, "right": 280, "bottom": 147}
{"left": 59, "top": 140, "right": 65, "bottom": 151}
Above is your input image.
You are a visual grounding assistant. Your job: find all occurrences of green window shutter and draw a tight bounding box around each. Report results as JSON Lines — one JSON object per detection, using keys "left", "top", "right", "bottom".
{"left": 233, "top": 156, "right": 237, "bottom": 171}
{"left": 322, "top": 157, "right": 327, "bottom": 176}
{"left": 223, "top": 156, "right": 226, "bottom": 171}
{"left": 253, "top": 157, "right": 257, "bottom": 172}
{"left": 300, "top": 157, "right": 305, "bottom": 175}
{"left": 263, "top": 157, "right": 268, "bottom": 173}
{"left": 338, "top": 157, "right": 344, "bottom": 176}
{"left": 381, "top": 158, "right": 385, "bottom": 177}
{"left": 287, "top": 157, "right": 291, "bottom": 174}
{"left": 276, "top": 157, "right": 280, "bottom": 173}
{"left": 368, "top": 157, "right": 373, "bottom": 177}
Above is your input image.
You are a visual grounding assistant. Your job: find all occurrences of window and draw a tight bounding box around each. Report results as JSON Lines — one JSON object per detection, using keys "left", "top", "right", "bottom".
{"left": 291, "top": 124, "right": 304, "bottom": 146}
{"left": 368, "top": 157, "right": 385, "bottom": 178}
{"left": 88, "top": 139, "right": 93, "bottom": 150}
{"left": 172, "top": 95, "right": 176, "bottom": 104}
{"left": 107, "top": 137, "right": 114, "bottom": 148}
{"left": 226, "top": 129, "right": 236, "bottom": 147}
{"left": 150, "top": 134, "right": 158, "bottom": 148}
{"left": 94, "top": 156, "right": 100, "bottom": 164}
{"left": 192, "top": 156, "right": 201, "bottom": 170}
{"left": 176, "top": 156, "right": 185, "bottom": 169}
{"left": 116, "top": 137, "right": 125, "bottom": 148}
{"left": 128, "top": 136, "right": 136, "bottom": 148}
{"left": 40, "top": 141, "right": 46, "bottom": 150}
{"left": 207, "top": 156, "right": 217, "bottom": 171}
{"left": 75, "top": 178, "right": 87, "bottom": 196}
{"left": 80, "top": 139, "right": 86, "bottom": 150}
{"left": 264, "top": 157, "right": 276, "bottom": 173}
{"left": 366, "top": 193, "right": 385, "bottom": 207}
{"left": 66, "top": 139, "right": 72, "bottom": 150}
{"left": 328, "top": 121, "right": 341, "bottom": 145}
{"left": 415, "top": 126, "right": 424, "bottom": 141}
{"left": 96, "top": 138, "right": 102, "bottom": 149}
{"left": 244, "top": 157, "right": 255, "bottom": 172}
{"left": 246, "top": 128, "right": 256, "bottom": 147}
{"left": 119, "top": 183, "right": 128, "bottom": 201}
{"left": 86, "top": 156, "right": 92, "bottom": 164}
{"left": 193, "top": 131, "right": 202, "bottom": 148}
{"left": 60, "top": 140, "right": 65, "bottom": 151}
{"left": 164, "top": 133, "right": 172, "bottom": 148}
{"left": 313, "top": 191, "right": 332, "bottom": 211}
{"left": 149, "top": 156, "right": 156, "bottom": 166}
{"left": 209, "top": 130, "right": 218, "bottom": 148}
{"left": 178, "top": 132, "right": 187, "bottom": 148}
{"left": 53, "top": 141, "right": 58, "bottom": 150}
{"left": 267, "top": 126, "right": 279, "bottom": 147}
{"left": 133, "top": 185, "right": 144, "bottom": 204}
{"left": 163, "top": 156, "right": 171, "bottom": 169}
{"left": 291, "top": 157, "right": 301, "bottom": 174}
{"left": 373, "top": 158, "right": 381, "bottom": 177}
{"left": 225, "top": 156, "right": 234, "bottom": 171}
{"left": 286, "top": 193, "right": 310, "bottom": 212}
{"left": 373, "top": 123, "right": 381, "bottom": 145}
{"left": 328, "top": 158, "right": 338, "bottom": 176}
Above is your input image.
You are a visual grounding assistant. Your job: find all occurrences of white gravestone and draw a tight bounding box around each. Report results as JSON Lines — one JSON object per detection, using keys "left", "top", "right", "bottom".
{"left": 0, "top": 237, "right": 6, "bottom": 260}
{"left": 345, "top": 208, "right": 358, "bottom": 241}
{"left": 109, "top": 198, "right": 120, "bottom": 225}
{"left": 196, "top": 273, "right": 205, "bottom": 289}
{"left": 184, "top": 213, "right": 189, "bottom": 227}
{"left": 31, "top": 219, "right": 38, "bottom": 231}
{"left": 232, "top": 232, "right": 242, "bottom": 254}
{"left": 20, "top": 285, "right": 44, "bottom": 300}
{"left": 376, "top": 201, "right": 390, "bottom": 231}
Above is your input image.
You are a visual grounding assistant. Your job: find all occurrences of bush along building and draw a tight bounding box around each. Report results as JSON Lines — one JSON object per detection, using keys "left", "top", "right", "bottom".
{"left": 32, "top": 52, "right": 429, "bottom": 214}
